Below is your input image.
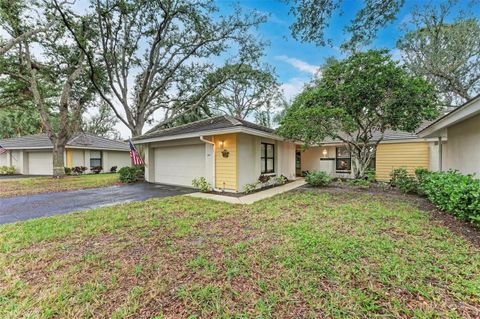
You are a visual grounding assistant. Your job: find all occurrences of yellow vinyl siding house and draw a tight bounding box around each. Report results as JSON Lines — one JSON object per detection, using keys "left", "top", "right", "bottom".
{"left": 134, "top": 116, "right": 298, "bottom": 192}
{"left": 375, "top": 141, "right": 430, "bottom": 181}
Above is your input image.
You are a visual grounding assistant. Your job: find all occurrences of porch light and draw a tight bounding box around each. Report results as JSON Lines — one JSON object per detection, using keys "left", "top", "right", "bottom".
{"left": 219, "top": 140, "right": 225, "bottom": 148}
{"left": 322, "top": 148, "right": 328, "bottom": 157}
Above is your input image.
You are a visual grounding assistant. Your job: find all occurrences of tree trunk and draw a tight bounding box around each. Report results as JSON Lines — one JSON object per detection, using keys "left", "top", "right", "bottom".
{"left": 52, "top": 142, "right": 66, "bottom": 178}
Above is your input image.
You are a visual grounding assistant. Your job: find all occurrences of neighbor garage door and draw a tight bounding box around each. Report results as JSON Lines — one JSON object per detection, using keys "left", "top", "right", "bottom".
{"left": 154, "top": 144, "right": 205, "bottom": 187}
{"left": 28, "top": 151, "right": 53, "bottom": 175}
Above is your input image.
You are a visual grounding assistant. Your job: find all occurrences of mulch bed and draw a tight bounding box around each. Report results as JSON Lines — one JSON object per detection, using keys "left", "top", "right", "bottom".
{"left": 299, "top": 182, "right": 480, "bottom": 247}
{"left": 208, "top": 180, "right": 295, "bottom": 198}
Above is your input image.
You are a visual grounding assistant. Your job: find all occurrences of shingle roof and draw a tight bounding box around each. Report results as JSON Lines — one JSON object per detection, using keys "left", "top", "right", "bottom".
{"left": 0, "top": 133, "right": 129, "bottom": 151}
{"left": 318, "top": 121, "right": 434, "bottom": 144}
{"left": 134, "top": 115, "right": 274, "bottom": 141}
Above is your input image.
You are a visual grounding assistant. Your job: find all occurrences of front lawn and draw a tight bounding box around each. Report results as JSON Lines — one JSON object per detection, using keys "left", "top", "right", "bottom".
{"left": 1, "top": 190, "right": 479, "bottom": 318}
{"left": 0, "top": 173, "right": 121, "bottom": 197}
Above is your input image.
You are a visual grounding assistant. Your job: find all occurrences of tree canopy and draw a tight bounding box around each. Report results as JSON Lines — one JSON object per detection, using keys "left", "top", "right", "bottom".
{"left": 285, "top": 0, "right": 404, "bottom": 50}
{"left": 278, "top": 50, "right": 439, "bottom": 178}
{"left": 397, "top": 1, "right": 480, "bottom": 106}
{"left": 55, "top": 0, "right": 267, "bottom": 137}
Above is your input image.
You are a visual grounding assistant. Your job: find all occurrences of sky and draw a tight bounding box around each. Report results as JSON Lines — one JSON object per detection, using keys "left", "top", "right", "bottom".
{"left": 216, "top": 0, "right": 479, "bottom": 102}
{"left": 71, "top": 0, "right": 480, "bottom": 138}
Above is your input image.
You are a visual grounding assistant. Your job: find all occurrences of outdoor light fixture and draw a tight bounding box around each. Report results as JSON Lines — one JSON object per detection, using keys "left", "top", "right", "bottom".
{"left": 322, "top": 148, "right": 328, "bottom": 157}
{"left": 219, "top": 140, "right": 224, "bottom": 148}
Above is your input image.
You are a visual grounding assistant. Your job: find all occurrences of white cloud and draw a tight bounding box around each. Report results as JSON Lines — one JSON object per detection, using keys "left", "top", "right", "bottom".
{"left": 281, "top": 77, "right": 309, "bottom": 102}
{"left": 275, "top": 55, "right": 319, "bottom": 75}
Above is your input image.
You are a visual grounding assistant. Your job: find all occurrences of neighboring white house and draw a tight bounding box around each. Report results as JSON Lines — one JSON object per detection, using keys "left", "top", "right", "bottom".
{"left": 0, "top": 133, "right": 131, "bottom": 175}
{"left": 133, "top": 115, "right": 298, "bottom": 192}
{"left": 419, "top": 94, "right": 480, "bottom": 176}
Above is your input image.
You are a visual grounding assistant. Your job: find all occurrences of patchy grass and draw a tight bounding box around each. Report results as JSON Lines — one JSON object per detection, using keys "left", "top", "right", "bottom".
{"left": 0, "top": 174, "right": 121, "bottom": 197}
{"left": 0, "top": 190, "right": 479, "bottom": 318}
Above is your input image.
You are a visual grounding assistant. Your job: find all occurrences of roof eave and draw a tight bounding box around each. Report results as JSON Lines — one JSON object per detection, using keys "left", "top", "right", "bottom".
{"left": 418, "top": 95, "right": 480, "bottom": 138}
{"left": 133, "top": 127, "right": 288, "bottom": 144}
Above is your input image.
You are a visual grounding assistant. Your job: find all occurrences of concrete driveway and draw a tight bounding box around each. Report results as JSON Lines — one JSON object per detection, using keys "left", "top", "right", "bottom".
{"left": 0, "top": 183, "right": 194, "bottom": 224}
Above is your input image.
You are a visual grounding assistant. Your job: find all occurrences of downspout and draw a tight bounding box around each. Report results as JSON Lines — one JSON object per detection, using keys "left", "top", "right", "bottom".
{"left": 200, "top": 136, "right": 215, "bottom": 188}
{"left": 438, "top": 136, "right": 443, "bottom": 172}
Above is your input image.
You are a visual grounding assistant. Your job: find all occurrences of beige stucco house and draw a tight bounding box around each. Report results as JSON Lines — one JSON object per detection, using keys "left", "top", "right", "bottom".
{"left": 0, "top": 133, "right": 131, "bottom": 175}
{"left": 300, "top": 127, "right": 446, "bottom": 182}
{"left": 133, "top": 116, "right": 298, "bottom": 192}
{"left": 133, "top": 115, "right": 454, "bottom": 191}
{"left": 419, "top": 94, "right": 480, "bottom": 176}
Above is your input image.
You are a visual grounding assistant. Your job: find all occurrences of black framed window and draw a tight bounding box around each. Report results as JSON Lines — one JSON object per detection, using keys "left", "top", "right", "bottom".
{"left": 336, "top": 147, "right": 351, "bottom": 171}
{"left": 261, "top": 143, "right": 275, "bottom": 173}
{"left": 90, "top": 150, "right": 102, "bottom": 167}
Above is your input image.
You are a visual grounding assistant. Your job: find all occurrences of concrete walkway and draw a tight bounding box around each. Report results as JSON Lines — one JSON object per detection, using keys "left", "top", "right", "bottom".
{"left": 187, "top": 179, "right": 306, "bottom": 204}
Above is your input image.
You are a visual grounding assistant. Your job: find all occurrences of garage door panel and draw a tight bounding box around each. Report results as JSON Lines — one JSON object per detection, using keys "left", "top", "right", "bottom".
{"left": 28, "top": 152, "right": 53, "bottom": 175}
{"left": 154, "top": 144, "right": 205, "bottom": 187}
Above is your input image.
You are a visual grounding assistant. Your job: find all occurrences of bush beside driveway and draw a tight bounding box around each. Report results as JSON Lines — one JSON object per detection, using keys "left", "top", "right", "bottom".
{"left": 0, "top": 189, "right": 479, "bottom": 318}
{"left": 0, "top": 174, "right": 121, "bottom": 197}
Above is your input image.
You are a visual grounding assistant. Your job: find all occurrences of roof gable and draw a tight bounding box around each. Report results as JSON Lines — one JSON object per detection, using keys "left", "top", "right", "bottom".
{"left": 134, "top": 115, "right": 274, "bottom": 141}
{"left": 0, "top": 133, "right": 129, "bottom": 151}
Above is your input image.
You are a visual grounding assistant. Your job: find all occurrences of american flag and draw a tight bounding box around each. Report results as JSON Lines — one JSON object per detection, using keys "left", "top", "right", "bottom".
{"left": 0, "top": 144, "right": 7, "bottom": 155}
{"left": 129, "top": 140, "right": 144, "bottom": 165}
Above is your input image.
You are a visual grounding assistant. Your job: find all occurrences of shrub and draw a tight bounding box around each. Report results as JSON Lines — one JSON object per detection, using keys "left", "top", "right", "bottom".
{"left": 305, "top": 171, "right": 331, "bottom": 187}
{"left": 192, "top": 177, "right": 213, "bottom": 192}
{"left": 274, "top": 175, "right": 288, "bottom": 186}
{"left": 110, "top": 166, "right": 118, "bottom": 173}
{"left": 420, "top": 171, "right": 480, "bottom": 225}
{"left": 91, "top": 166, "right": 103, "bottom": 174}
{"left": 390, "top": 168, "right": 418, "bottom": 193}
{"left": 72, "top": 166, "right": 87, "bottom": 175}
{"left": 244, "top": 182, "right": 258, "bottom": 194}
{"left": 0, "top": 166, "right": 16, "bottom": 175}
{"left": 348, "top": 179, "right": 370, "bottom": 188}
{"left": 64, "top": 167, "right": 72, "bottom": 175}
{"left": 118, "top": 166, "right": 143, "bottom": 183}
{"left": 365, "top": 169, "right": 376, "bottom": 182}
{"left": 415, "top": 167, "right": 430, "bottom": 183}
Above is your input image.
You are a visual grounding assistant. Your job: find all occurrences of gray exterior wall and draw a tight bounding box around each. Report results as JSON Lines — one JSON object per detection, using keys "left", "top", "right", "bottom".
{"left": 445, "top": 113, "right": 480, "bottom": 175}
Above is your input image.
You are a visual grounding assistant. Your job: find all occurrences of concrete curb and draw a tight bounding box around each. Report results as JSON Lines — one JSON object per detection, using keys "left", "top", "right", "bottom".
{"left": 186, "top": 179, "right": 306, "bottom": 205}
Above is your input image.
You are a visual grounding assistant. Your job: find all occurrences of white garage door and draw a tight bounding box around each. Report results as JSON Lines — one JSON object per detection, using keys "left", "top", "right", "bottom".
{"left": 154, "top": 144, "right": 205, "bottom": 187}
{"left": 28, "top": 151, "right": 53, "bottom": 175}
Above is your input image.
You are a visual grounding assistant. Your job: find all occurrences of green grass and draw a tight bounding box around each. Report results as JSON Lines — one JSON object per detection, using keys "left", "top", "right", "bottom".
{"left": 0, "top": 173, "right": 121, "bottom": 197}
{"left": 0, "top": 190, "right": 479, "bottom": 318}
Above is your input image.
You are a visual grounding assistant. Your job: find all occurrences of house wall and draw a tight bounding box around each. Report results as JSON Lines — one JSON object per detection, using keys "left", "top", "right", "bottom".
{"left": 277, "top": 141, "right": 296, "bottom": 180}
{"left": 0, "top": 152, "right": 8, "bottom": 166}
{"left": 376, "top": 141, "right": 430, "bottom": 181}
{"left": 213, "top": 133, "right": 237, "bottom": 191}
{"left": 301, "top": 146, "right": 337, "bottom": 172}
{"left": 445, "top": 112, "right": 480, "bottom": 175}
{"left": 73, "top": 149, "right": 86, "bottom": 167}
{"left": 236, "top": 134, "right": 296, "bottom": 192}
{"left": 103, "top": 151, "right": 131, "bottom": 171}
{"left": 428, "top": 141, "right": 448, "bottom": 172}
{"left": 237, "top": 133, "right": 257, "bottom": 191}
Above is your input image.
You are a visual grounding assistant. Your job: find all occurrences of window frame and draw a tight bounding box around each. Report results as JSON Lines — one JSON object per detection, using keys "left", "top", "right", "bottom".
{"left": 90, "top": 150, "right": 103, "bottom": 168}
{"left": 261, "top": 142, "right": 275, "bottom": 174}
{"left": 335, "top": 146, "right": 351, "bottom": 172}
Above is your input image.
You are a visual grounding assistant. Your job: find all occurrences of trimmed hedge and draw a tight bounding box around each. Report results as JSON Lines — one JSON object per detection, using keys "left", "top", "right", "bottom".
{"left": 118, "top": 165, "right": 144, "bottom": 183}
{"left": 305, "top": 171, "right": 331, "bottom": 187}
{"left": 420, "top": 171, "right": 480, "bottom": 225}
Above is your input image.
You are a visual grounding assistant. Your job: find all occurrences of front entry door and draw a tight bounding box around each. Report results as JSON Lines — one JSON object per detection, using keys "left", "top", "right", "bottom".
{"left": 295, "top": 151, "right": 301, "bottom": 176}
